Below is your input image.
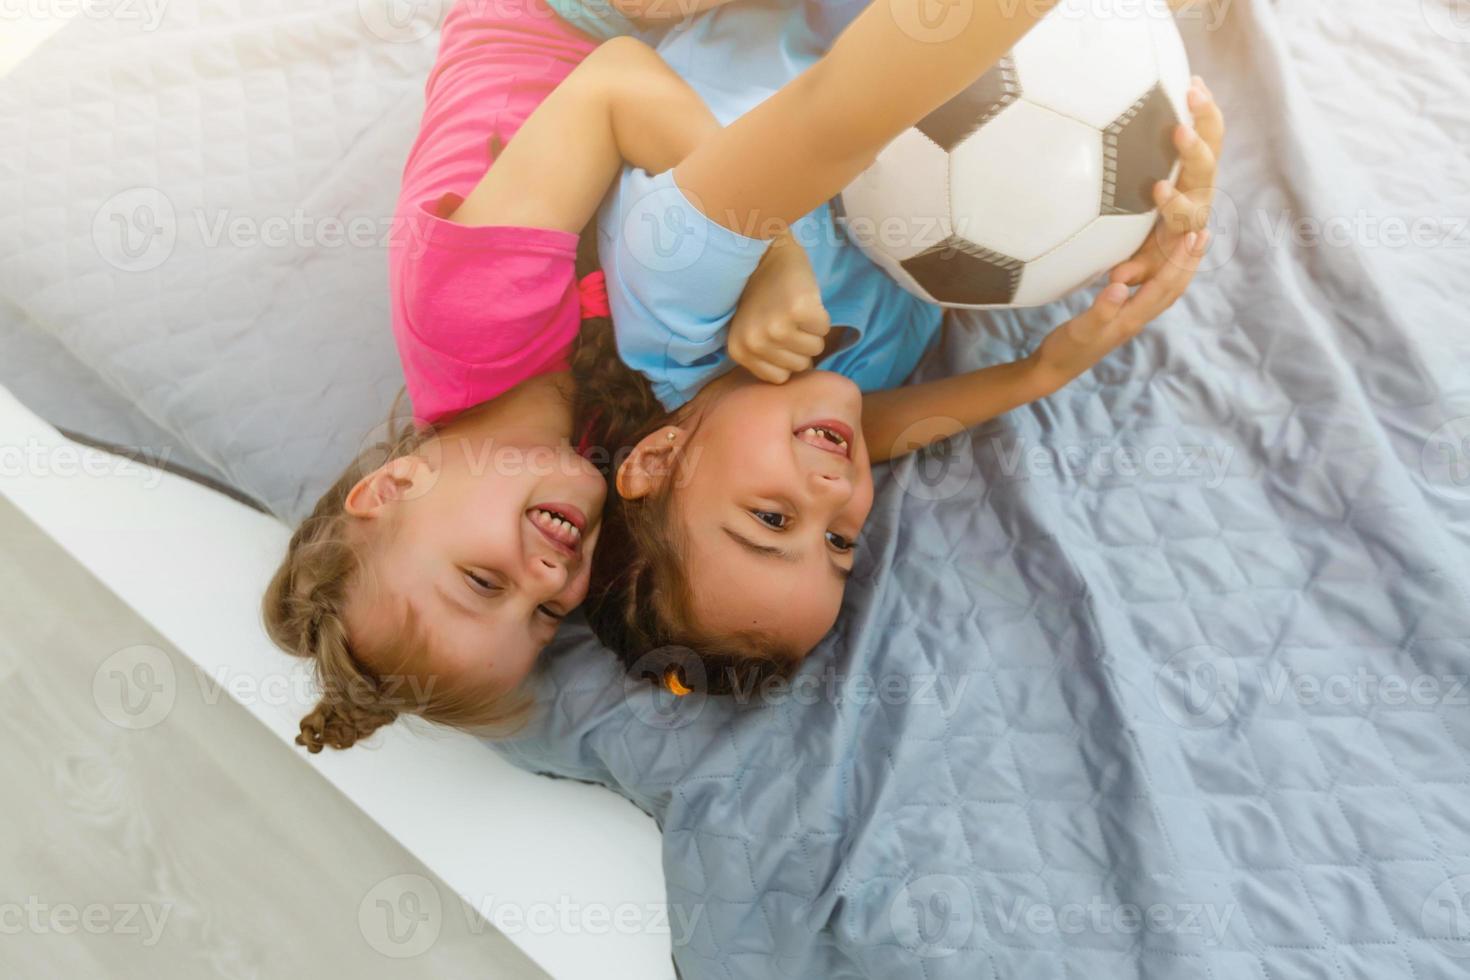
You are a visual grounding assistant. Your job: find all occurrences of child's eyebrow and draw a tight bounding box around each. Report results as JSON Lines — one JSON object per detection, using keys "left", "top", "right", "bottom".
{"left": 721, "top": 525, "right": 852, "bottom": 581}
{"left": 722, "top": 525, "right": 797, "bottom": 562}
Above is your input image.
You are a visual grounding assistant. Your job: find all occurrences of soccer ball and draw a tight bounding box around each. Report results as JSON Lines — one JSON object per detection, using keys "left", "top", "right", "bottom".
{"left": 837, "top": 0, "right": 1192, "bottom": 309}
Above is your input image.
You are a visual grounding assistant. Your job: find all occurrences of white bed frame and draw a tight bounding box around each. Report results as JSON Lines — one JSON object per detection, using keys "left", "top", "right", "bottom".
{"left": 0, "top": 385, "right": 668, "bottom": 979}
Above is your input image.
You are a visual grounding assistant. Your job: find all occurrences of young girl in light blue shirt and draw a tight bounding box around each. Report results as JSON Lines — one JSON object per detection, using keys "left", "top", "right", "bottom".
{"left": 546, "top": 0, "right": 1224, "bottom": 692}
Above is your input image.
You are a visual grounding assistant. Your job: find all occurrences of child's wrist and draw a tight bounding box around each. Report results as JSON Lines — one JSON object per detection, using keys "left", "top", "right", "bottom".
{"left": 1021, "top": 351, "right": 1065, "bottom": 399}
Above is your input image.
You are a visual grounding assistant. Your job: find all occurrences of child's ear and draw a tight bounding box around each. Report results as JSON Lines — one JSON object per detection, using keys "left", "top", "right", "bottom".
{"left": 616, "top": 426, "right": 686, "bottom": 500}
{"left": 344, "top": 455, "right": 434, "bottom": 517}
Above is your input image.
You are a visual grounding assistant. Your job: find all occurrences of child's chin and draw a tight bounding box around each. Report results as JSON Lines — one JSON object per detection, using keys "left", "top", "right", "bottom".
{"left": 566, "top": 452, "right": 609, "bottom": 487}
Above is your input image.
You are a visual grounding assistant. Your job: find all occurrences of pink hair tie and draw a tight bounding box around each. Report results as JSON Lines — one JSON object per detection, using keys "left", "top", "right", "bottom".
{"left": 578, "top": 270, "right": 611, "bottom": 320}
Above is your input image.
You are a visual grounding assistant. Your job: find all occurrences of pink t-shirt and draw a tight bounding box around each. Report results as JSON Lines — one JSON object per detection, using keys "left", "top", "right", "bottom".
{"left": 390, "top": 0, "right": 601, "bottom": 425}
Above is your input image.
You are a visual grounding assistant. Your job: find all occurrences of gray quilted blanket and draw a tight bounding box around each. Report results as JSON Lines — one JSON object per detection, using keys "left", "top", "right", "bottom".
{"left": 496, "top": 1, "right": 1470, "bottom": 977}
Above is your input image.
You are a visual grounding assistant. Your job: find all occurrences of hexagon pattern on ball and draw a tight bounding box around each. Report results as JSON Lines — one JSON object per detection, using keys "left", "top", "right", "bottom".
{"left": 1011, "top": 0, "right": 1159, "bottom": 129}
{"left": 915, "top": 58, "right": 1021, "bottom": 152}
{"left": 836, "top": 0, "right": 1192, "bottom": 309}
{"left": 1104, "top": 85, "right": 1183, "bottom": 215}
{"left": 948, "top": 100, "right": 1103, "bottom": 263}
{"left": 901, "top": 238, "right": 1023, "bottom": 307}
{"left": 873, "top": 256, "right": 941, "bottom": 306}
{"left": 839, "top": 128, "right": 954, "bottom": 262}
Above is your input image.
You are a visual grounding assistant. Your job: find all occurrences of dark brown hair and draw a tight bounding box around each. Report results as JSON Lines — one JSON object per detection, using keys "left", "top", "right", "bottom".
{"left": 569, "top": 229, "right": 797, "bottom": 696}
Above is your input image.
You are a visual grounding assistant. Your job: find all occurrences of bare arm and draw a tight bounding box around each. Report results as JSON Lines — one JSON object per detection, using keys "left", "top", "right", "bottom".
{"left": 863, "top": 359, "right": 1049, "bottom": 464}
{"left": 442, "top": 31, "right": 834, "bottom": 388}
{"left": 447, "top": 37, "right": 719, "bottom": 231}
{"left": 674, "top": 0, "right": 1061, "bottom": 235}
{"left": 863, "top": 232, "right": 1210, "bottom": 463}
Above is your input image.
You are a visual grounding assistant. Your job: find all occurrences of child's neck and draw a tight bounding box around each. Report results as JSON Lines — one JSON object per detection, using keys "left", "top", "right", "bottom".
{"left": 447, "top": 371, "right": 576, "bottom": 448}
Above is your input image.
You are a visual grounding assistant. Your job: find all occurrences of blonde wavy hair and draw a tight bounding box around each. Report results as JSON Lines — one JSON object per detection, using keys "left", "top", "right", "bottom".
{"left": 261, "top": 405, "right": 533, "bottom": 752}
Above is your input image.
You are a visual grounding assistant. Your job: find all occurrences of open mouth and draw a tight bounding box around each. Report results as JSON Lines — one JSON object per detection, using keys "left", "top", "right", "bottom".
{"left": 527, "top": 503, "right": 585, "bottom": 557}
{"left": 794, "top": 419, "right": 854, "bottom": 460}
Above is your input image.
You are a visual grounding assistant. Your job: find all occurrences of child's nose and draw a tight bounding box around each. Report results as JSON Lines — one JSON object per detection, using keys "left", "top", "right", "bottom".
{"left": 528, "top": 554, "right": 568, "bottom": 591}
{"left": 809, "top": 469, "right": 851, "bottom": 500}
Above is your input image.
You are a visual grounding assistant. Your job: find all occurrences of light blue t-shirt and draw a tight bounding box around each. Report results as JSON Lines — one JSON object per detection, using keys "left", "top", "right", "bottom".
{"left": 596, "top": 0, "right": 944, "bottom": 409}
{"left": 543, "top": 0, "right": 642, "bottom": 41}
{"left": 547, "top": 0, "right": 867, "bottom": 44}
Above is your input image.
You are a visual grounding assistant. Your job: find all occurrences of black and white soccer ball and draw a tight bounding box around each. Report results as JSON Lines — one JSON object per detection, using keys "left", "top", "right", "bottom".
{"left": 837, "top": 0, "right": 1192, "bottom": 309}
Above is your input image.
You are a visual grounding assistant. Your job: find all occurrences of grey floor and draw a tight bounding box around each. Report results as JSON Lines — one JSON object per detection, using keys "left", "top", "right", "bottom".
{"left": 0, "top": 498, "right": 549, "bottom": 980}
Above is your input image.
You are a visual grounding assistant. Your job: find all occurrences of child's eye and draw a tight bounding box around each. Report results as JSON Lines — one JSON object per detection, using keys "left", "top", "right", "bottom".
{"left": 752, "top": 510, "right": 788, "bottom": 530}
{"left": 825, "top": 531, "right": 854, "bottom": 552}
{"left": 464, "top": 570, "right": 499, "bottom": 596}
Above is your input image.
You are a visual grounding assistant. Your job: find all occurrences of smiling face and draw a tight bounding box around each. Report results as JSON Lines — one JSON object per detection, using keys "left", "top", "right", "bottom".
{"left": 341, "top": 421, "right": 607, "bottom": 697}
{"left": 619, "top": 369, "right": 875, "bottom": 661}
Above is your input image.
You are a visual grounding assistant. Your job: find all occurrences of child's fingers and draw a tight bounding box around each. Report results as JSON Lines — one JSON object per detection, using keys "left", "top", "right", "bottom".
{"left": 1129, "top": 233, "right": 1195, "bottom": 309}
{"left": 1173, "top": 122, "right": 1218, "bottom": 194}
{"left": 1152, "top": 178, "right": 1176, "bottom": 210}
{"left": 1091, "top": 281, "right": 1131, "bottom": 323}
{"left": 744, "top": 358, "right": 793, "bottom": 385}
{"left": 1156, "top": 180, "right": 1211, "bottom": 236}
{"left": 794, "top": 303, "right": 832, "bottom": 337}
{"left": 1106, "top": 183, "right": 1189, "bottom": 285}
{"left": 1109, "top": 253, "right": 1152, "bottom": 287}
{"left": 1110, "top": 156, "right": 1217, "bottom": 285}
{"left": 783, "top": 329, "right": 827, "bottom": 359}
{"left": 1118, "top": 231, "right": 1205, "bottom": 328}
{"left": 1111, "top": 222, "right": 1178, "bottom": 285}
{"left": 1188, "top": 76, "right": 1226, "bottom": 156}
{"left": 1056, "top": 283, "right": 1124, "bottom": 347}
{"left": 730, "top": 334, "right": 793, "bottom": 382}
{"left": 759, "top": 347, "right": 816, "bottom": 375}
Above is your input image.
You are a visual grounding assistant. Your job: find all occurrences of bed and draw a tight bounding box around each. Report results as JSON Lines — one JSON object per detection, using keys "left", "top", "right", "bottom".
{"left": 0, "top": 7, "right": 668, "bottom": 978}
{"left": 0, "top": 394, "right": 669, "bottom": 979}
{"left": 3, "top": 0, "right": 1469, "bottom": 977}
